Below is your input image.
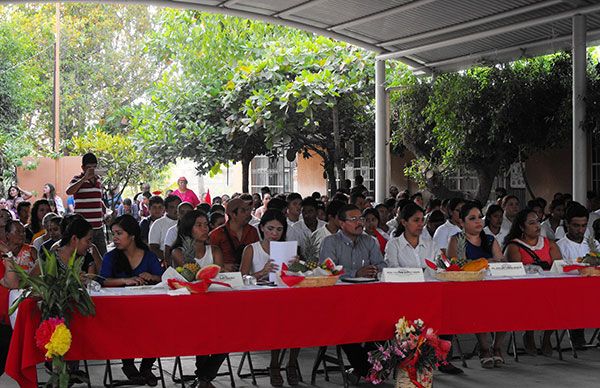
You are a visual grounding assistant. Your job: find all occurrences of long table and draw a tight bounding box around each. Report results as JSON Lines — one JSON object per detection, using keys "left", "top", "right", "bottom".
{"left": 7, "top": 276, "right": 600, "bottom": 388}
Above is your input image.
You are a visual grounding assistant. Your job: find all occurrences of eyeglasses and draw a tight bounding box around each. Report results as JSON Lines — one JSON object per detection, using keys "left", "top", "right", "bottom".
{"left": 342, "top": 216, "right": 365, "bottom": 223}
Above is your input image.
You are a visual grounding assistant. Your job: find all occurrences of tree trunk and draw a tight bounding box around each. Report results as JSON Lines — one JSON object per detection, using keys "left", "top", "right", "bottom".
{"left": 474, "top": 168, "right": 496, "bottom": 205}
{"left": 325, "top": 161, "right": 337, "bottom": 197}
{"left": 332, "top": 104, "right": 345, "bottom": 185}
{"left": 425, "top": 172, "right": 466, "bottom": 200}
{"left": 241, "top": 155, "right": 252, "bottom": 193}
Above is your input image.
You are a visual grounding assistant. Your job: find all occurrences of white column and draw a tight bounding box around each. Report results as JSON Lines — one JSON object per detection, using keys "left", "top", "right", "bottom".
{"left": 375, "top": 59, "right": 387, "bottom": 203}
{"left": 572, "top": 14, "right": 587, "bottom": 204}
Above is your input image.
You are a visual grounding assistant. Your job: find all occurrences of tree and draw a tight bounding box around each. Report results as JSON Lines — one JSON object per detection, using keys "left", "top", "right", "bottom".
{"left": 391, "top": 54, "right": 572, "bottom": 202}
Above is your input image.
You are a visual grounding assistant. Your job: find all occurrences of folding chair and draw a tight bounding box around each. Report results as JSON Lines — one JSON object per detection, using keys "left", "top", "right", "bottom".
{"left": 310, "top": 346, "right": 350, "bottom": 388}
{"left": 103, "top": 359, "right": 166, "bottom": 388}
{"left": 171, "top": 354, "right": 235, "bottom": 388}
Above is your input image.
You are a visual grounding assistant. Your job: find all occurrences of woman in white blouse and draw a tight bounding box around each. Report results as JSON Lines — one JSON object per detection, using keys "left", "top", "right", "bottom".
{"left": 385, "top": 203, "right": 439, "bottom": 268}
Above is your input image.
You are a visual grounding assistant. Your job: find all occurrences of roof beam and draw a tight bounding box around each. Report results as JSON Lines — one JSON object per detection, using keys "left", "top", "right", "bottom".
{"left": 376, "top": 2, "right": 600, "bottom": 60}
{"left": 272, "top": 0, "right": 329, "bottom": 18}
{"left": 327, "top": 0, "right": 436, "bottom": 32}
{"left": 218, "top": 0, "right": 244, "bottom": 7}
{"left": 378, "top": 0, "right": 564, "bottom": 48}
{"left": 412, "top": 26, "right": 600, "bottom": 72}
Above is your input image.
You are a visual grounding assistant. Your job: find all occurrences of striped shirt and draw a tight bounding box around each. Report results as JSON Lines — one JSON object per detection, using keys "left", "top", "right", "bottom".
{"left": 70, "top": 173, "right": 104, "bottom": 229}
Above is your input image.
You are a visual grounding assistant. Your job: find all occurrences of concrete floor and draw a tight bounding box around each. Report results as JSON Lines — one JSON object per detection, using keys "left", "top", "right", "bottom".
{"left": 2, "top": 332, "right": 600, "bottom": 387}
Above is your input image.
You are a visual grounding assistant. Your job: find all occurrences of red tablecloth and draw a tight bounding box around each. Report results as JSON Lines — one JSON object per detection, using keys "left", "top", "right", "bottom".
{"left": 8, "top": 277, "right": 600, "bottom": 387}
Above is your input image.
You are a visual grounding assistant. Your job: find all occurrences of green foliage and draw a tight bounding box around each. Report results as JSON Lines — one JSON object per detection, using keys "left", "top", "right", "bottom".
{"left": 9, "top": 249, "right": 95, "bottom": 323}
{"left": 391, "top": 54, "right": 572, "bottom": 201}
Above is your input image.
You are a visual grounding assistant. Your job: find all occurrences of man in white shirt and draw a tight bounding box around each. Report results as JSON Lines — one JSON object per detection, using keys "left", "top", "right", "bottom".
{"left": 433, "top": 198, "right": 464, "bottom": 253}
{"left": 421, "top": 210, "right": 445, "bottom": 243}
{"left": 287, "top": 197, "right": 327, "bottom": 258}
{"left": 303, "top": 200, "right": 344, "bottom": 261}
{"left": 286, "top": 192, "right": 302, "bottom": 227}
{"left": 163, "top": 202, "right": 194, "bottom": 266}
{"left": 556, "top": 202, "right": 597, "bottom": 348}
{"left": 148, "top": 194, "right": 181, "bottom": 265}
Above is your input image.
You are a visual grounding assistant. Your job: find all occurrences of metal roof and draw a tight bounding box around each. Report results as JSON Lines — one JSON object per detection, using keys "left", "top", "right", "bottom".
{"left": 6, "top": 0, "right": 600, "bottom": 72}
{"left": 150, "top": 0, "right": 600, "bottom": 73}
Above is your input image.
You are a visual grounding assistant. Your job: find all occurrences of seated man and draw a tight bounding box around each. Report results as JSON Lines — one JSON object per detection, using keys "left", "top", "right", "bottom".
{"left": 319, "top": 204, "right": 386, "bottom": 381}
{"left": 286, "top": 197, "right": 326, "bottom": 258}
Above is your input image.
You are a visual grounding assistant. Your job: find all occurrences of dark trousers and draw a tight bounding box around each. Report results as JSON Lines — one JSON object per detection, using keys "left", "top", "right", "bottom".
{"left": 122, "top": 358, "right": 156, "bottom": 372}
{"left": 0, "top": 324, "right": 12, "bottom": 376}
{"left": 92, "top": 227, "right": 107, "bottom": 256}
{"left": 341, "top": 343, "right": 377, "bottom": 377}
{"left": 439, "top": 334, "right": 454, "bottom": 360}
{"left": 194, "top": 354, "right": 227, "bottom": 381}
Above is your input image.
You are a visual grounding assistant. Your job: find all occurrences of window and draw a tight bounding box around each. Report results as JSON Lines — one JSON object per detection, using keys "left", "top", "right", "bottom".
{"left": 444, "top": 168, "right": 479, "bottom": 198}
{"left": 250, "top": 152, "right": 296, "bottom": 194}
{"left": 336, "top": 141, "right": 375, "bottom": 195}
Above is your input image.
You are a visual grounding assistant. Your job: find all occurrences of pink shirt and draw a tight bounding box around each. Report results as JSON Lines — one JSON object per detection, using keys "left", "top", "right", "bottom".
{"left": 173, "top": 189, "right": 200, "bottom": 207}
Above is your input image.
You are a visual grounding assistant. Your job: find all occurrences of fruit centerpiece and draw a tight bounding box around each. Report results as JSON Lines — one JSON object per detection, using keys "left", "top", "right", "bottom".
{"left": 426, "top": 233, "right": 488, "bottom": 282}
{"left": 563, "top": 236, "right": 600, "bottom": 276}
{"left": 278, "top": 258, "right": 343, "bottom": 287}
{"left": 167, "top": 264, "right": 231, "bottom": 293}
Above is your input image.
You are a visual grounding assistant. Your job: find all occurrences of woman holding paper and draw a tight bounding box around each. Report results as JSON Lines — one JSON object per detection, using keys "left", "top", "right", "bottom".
{"left": 171, "top": 210, "right": 224, "bottom": 268}
{"left": 504, "top": 208, "right": 561, "bottom": 357}
{"left": 241, "top": 209, "right": 301, "bottom": 387}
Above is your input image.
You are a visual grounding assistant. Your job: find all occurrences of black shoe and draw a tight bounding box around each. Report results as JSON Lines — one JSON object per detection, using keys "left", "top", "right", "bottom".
{"left": 438, "top": 362, "right": 464, "bottom": 375}
{"left": 121, "top": 365, "right": 145, "bottom": 384}
{"left": 344, "top": 368, "right": 361, "bottom": 385}
{"left": 190, "top": 378, "right": 215, "bottom": 388}
{"left": 140, "top": 369, "right": 158, "bottom": 387}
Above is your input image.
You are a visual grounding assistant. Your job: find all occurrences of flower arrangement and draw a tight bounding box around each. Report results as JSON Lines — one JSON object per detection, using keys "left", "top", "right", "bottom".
{"left": 367, "top": 318, "right": 450, "bottom": 388}
{"left": 9, "top": 249, "right": 95, "bottom": 387}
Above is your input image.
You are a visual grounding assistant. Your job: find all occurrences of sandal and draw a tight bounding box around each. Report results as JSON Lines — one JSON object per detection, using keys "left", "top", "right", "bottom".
{"left": 286, "top": 365, "right": 300, "bottom": 386}
{"left": 480, "top": 357, "right": 494, "bottom": 369}
{"left": 492, "top": 349, "right": 505, "bottom": 367}
{"left": 268, "top": 367, "right": 284, "bottom": 387}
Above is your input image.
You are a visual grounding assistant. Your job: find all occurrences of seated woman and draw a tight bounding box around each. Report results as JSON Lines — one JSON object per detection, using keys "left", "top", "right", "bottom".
{"left": 504, "top": 208, "right": 561, "bottom": 356}
{"left": 483, "top": 204, "right": 505, "bottom": 244}
{"left": 100, "top": 215, "right": 164, "bottom": 386}
{"left": 363, "top": 208, "right": 387, "bottom": 254}
{"left": 384, "top": 203, "right": 438, "bottom": 268}
{"left": 447, "top": 201, "right": 505, "bottom": 369}
{"left": 241, "top": 210, "right": 301, "bottom": 387}
{"left": 31, "top": 213, "right": 59, "bottom": 253}
{"left": 0, "top": 220, "right": 37, "bottom": 276}
{"left": 171, "top": 210, "right": 224, "bottom": 268}
{"left": 27, "top": 199, "right": 52, "bottom": 243}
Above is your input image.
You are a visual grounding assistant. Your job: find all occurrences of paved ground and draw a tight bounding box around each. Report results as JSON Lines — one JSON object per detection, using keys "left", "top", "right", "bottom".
{"left": 2, "top": 332, "right": 600, "bottom": 387}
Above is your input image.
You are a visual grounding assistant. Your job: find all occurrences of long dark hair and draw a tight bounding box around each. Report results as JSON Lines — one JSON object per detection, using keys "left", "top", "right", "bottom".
{"left": 43, "top": 183, "right": 57, "bottom": 200}
{"left": 172, "top": 210, "right": 209, "bottom": 250}
{"left": 111, "top": 214, "right": 149, "bottom": 275}
{"left": 259, "top": 209, "right": 287, "bottom": 241}
{"left": 503, "top": 208, "right": 538, "bottom": 249}
{"left": 59, "top": 214, "right": 92, "bottom": 247}
{"left": 7, "top": 185, "right": 20, "bottom": 200}
{"left": 459, "top": 201, "right": 491, "bottom": 254}
{"left": 484, "top": 204, "right": 503, "bottom": 227}
{"left": 393, "top": 203, "right": 424, "bottom": 238}
{"left": 30, "top": 199, "right": 51, "bottom": 234}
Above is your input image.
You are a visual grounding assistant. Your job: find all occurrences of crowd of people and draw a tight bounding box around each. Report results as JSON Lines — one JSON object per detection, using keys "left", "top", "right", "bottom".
{"left": 1, "top": 152, "right": 600, "bottom": 387}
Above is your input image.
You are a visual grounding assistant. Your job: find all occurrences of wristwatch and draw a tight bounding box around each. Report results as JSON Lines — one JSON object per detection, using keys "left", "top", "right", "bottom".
{"left": 1, "top": 252, "right": 13, "bottom": 259}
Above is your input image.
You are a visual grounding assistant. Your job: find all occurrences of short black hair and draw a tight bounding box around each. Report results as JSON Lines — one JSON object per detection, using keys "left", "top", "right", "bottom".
{"left": 267, "top": 197, "right": 287, "bottom": 212}
{"left": 326, "top": 200, "right": 345, "bottom": 219}
{"left": 149, "top": 196, "right": 164, "bottom": 207}
{"left": 428, "top": 209, "right": 445, "bottom": 224}
{"left": 164, "top": 195, "right": 182, "bottom": 207}
{"left": 286, "top": 192, "right": 302, "bottom": 204}
{"left": 332, "top": 193, "right": 349, "bottom": 203}
{"left": 209, "top": 212, "right": 225, "bottom": 225}
{"left": 197, "top": 203, "right": 211, "bottom": 213}
{"left": 311, "top": 191, "right": 321, "bottom": 200}
{"left": 349, "top": 192, "right": 365, "bottom": 205}
{"left": 82, "top": 152, "right": 98, "bottom": 166}
{"left": 565, "top": 202, "right": 588, "bottom": 223}
{"left": 301, "top": 196, "right": 318, "bottom": 209}
{"left": 210, "top": 204, "right": 225, "bottom": 214}
{"left": 17, "top": 201, "right": 31, "bottom": 212}
{"left": 337, "top": 204, "right": 360, "bottom": 220}
{"left": 123, "top": 198, "right": 132, "bottom": 206}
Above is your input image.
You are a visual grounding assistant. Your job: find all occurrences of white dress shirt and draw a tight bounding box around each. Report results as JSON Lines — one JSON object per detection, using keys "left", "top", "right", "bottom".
{"left": 433, "top": 220, "right": 461, "bottom": 250}
{"left": 483, "top": 226, "right": 507, "bottom": 248}
{"left": 500, "top": 214, "right": 512, "bottom": 236}
{"left": 556, "top": 236, "right": 600, "bottom": 264}
{"left": 287, "top": 219, "right": 327, "bottom": 257}
{"left": 540, "top": 219, "right": 565, "bottom": 241}
{"left": 384, "top": 233, "right": 439, "bottom": 268}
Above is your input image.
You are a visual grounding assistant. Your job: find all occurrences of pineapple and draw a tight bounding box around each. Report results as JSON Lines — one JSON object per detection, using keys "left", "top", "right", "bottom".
{"left": 582, "top": 235, "right": 600, "bottom": 266}
{"left": 305, "top": 260, "right": 319, "bottom": 270}
{"left": 288, "top": 261, "right": 309, "bottom": 273}
{"left": 455, "top": 232, "right": 467, "bottom": 266}
{"left": 181, "top": 236, "right": 197, "bottom": 263}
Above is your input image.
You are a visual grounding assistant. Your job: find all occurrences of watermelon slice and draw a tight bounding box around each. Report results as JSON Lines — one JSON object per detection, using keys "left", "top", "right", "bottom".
{"left": 196, "top": 264, "right": 221, "bottom": 280}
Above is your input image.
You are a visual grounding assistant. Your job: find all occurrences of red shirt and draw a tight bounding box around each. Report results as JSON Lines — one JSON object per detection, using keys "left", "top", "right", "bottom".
{"left": 70, "top": 173, "right": 104, "bottom": 229}
{"left": 209, "top": 223, "right": 259, "bottom": 265}
{"left": 173, "top": 189, "right": 200, "bottom": 207}
{"left": 0, "top": 261, "right": 9, "bottom": 325}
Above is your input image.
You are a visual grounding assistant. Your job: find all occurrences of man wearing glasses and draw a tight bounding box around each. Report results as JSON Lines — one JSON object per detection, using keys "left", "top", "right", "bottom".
{"left": 318, "top": 204, "right": 386, "bottom": 382}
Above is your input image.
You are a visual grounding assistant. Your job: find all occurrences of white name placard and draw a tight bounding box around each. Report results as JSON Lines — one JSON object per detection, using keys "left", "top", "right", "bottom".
{"left": 488, "top": 262, "right": 526, "bottom": 277}
{"left": 215, "top": 272, "right": 244, "bottom": 288}
{"left": 381, "top": 268, "right": 425, "bottom": 283}
{"left": 550, "top": 260, "right": 567, "bottom": 274}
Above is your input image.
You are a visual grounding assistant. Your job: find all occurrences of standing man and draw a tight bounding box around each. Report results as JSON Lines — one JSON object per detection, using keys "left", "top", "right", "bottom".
{"left": 149, "top": 195, "right": 181, "bottom": 265}
{"left": 66, "top": 153, "right": 107, "bottom": 255}
{"left": 139, "top": 196, "right": 164, "bottom": 244}
{"left": 173, "top": 177, "right": 200, "bottom": 208}
{"left": 209, "top": 198, "right": 259, "bottom": 272}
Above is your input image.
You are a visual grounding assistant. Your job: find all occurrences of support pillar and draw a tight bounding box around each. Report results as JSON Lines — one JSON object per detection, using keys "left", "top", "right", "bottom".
{"left": 375, "top": 59, "right": 387, "bottom": 203}
{"left": 572, "top": 14, "right": 587, "bottom": 204}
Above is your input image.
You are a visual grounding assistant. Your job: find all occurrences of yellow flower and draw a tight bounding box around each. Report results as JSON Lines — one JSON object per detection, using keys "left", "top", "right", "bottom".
{"left": 395, "top": 317, "right": 415, "bottom": 338}
{"left": 45, "top": 323, "right": 72, "bottom": 358}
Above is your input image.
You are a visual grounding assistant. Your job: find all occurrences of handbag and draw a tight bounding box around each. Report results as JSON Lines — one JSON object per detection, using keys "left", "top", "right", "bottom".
{"left": 505, "top": 240, "right": 551, "bottom": 270}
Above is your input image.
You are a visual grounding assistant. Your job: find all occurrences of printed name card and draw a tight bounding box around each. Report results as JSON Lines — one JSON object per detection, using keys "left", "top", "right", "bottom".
{"left": 216, "top": 272, "right": 244, "bottom": 288}
{"left": 488, "top": 262, "right": 526, "bottom": 277}
{"left": 550, "top": 260, "right": 567, "bottom": 274}
{"left": 381, "top": 268, "right": 425, "bottom": 283}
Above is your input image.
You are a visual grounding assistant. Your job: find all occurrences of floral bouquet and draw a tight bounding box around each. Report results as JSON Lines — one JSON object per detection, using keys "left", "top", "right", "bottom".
{"left": 367, "top": 318, "right": 450, "bottom": 388}
{"left": 9, "top": 249, "right": 95, "bottom": 387}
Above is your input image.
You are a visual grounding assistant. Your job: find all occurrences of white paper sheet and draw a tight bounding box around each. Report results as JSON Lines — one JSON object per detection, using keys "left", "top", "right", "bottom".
{"left": 269, "top": 241, "right": 298, "bottom": 282}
